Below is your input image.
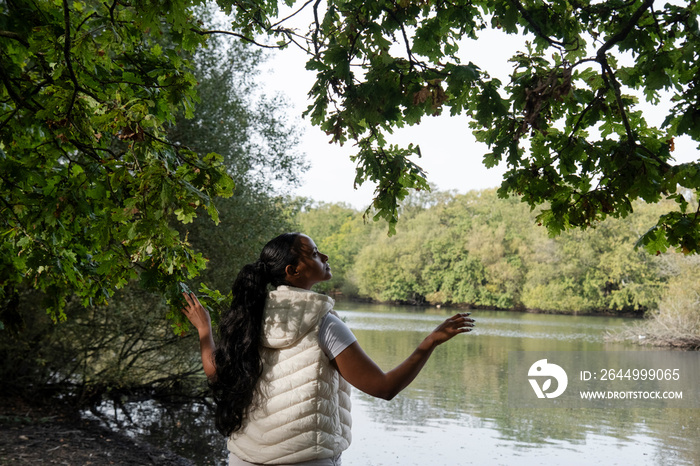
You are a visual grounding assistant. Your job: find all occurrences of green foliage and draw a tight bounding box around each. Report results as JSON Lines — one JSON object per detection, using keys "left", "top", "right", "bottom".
{"left": 648, "top": 255, "right": 700, "bottom": 341}
{"left": 0, "top": 6, "right": 306, "bottom": 398}
{"left": 301, "top": 189, "right": 691, "bottom": 315}
{"left": 220, "top": 0, "right": 700, "bottom": 252}
{"left": 611, "top": 253, "right": 700, "bottom": 348}
{"left": 354, "top": 231, "right": 430, "bottom": 303}
{"left": 4, "top": 0, "right": 699, "bottom": 335}
{"left": 297, "top": 202, "right": 374, "bottom": 294}
{"left": 167, "top": 24, "right": 305, "bottom": 330}
{"left": 421, "top": 237, "right": 490, "bottom": 306}
{"left": 522, "top": 204, "right": 664, "bottom": 313}
{"left": 0, "top": 286, "right": 207, "bottom": 401}
{"left": 0, "top": 0, "right": 236, "bottom": 323}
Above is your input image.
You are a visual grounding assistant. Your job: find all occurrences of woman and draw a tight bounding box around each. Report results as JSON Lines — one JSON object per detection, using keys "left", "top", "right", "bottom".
{"left": 182, "top": 232, "right": 475, "bottom": 465}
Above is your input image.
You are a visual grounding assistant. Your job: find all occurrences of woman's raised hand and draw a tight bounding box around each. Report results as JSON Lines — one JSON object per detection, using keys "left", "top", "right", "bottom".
{"left": 426, "top": 313, "right": 475, "bottom": 347}
{"left": 332, "top": 312, "right": 475, "bottom": 400}
{"left": 181, "top": 292, "right": 212, "bottom": 334}
{"left": 181, "top": 292, "right": 217, "bottom": 380}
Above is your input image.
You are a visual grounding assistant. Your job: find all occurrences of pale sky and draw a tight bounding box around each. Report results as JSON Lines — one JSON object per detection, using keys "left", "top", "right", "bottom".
{"left": 258, "top": 22, "right": 699, "bottom": 210}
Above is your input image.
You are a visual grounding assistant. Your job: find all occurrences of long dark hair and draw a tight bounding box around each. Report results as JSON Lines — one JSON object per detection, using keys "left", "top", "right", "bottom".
{"left": 211, "top": 232, "right": 302, "bottom": 436}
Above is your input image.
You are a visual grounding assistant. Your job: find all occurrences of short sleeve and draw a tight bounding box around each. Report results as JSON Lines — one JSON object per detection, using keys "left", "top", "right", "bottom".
{"left": 318, "top": 312, "right": 357, "bottom": 360}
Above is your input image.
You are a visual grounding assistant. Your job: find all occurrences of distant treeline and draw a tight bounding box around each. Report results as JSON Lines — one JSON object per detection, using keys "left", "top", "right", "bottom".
{"left": 298, "top": 188, "right": 700, "bottom": 316}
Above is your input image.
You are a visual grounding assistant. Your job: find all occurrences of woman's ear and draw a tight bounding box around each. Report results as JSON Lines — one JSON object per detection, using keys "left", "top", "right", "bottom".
{"left": 284, "top": 264, "right": 298, "bottom": 279}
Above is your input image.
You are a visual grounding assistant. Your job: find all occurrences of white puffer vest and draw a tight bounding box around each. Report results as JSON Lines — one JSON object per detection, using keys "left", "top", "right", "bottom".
{"left": 227, "top": 286, "right": 352, "bottom": 464}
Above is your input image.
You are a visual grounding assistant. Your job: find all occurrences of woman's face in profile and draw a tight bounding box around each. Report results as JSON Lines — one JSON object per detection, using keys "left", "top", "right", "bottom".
{"left": 285, "top": 235, "right": 332, "bottom": 289}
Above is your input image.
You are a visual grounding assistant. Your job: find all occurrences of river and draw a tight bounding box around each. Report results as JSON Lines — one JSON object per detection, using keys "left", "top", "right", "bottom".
{"left": 89, "top": 302, "right": 700, "bottom": 465}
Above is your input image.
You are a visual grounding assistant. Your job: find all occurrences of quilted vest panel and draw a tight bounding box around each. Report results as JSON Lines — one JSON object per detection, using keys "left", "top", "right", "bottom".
{"left": 227, "top": 286, "right": 352, "bottom": 464}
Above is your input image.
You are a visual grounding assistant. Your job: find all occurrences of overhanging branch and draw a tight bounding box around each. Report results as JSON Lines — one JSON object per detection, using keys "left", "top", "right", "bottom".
{"left": 508, "top": 0, "right": 580, "bottom": 51}
{"left": 190, "top": 28, "right": 286, "bottom": 49}
{"left": 596, "top": 0, "right": 655, "bottom": 57}
{"left": 62, "top": 0, "right": 81, "bottom": 120}
{"left": 593, "top": 0, "right": 655, "bottom": 144}
{"left": 0, "top": 30, "right": 29, "bottom": 47}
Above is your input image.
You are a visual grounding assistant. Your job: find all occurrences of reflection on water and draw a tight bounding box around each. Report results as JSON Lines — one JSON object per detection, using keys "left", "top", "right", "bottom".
{"left": 88, "top": 304, "right": 700, "bottom": 465}
{"left": 336, "top": 305, "right": 699, "bottom": 466}
{"left": 85, "top": 398, "right": 225, "bottom": 464}
{"left": 341, "top": 309, "right": 623, "bottom": 342}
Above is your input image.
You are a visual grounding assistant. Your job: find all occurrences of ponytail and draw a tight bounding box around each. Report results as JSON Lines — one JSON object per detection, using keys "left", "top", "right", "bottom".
{"left": 211, "top": 233, "right": 301, "bottom": 436}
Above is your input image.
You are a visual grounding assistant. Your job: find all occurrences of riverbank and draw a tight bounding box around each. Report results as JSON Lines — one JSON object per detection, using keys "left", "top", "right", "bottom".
{"left": 333, "top": 293, "right": 649, "bottom": 318}
{"left": 607, "top": 325, "right": 700, "bottom": 350}
{"left": 0, "top": 397, "right": 192, "bottom": 465}
{"left": 337, "top": 294, "right": 700, "bottom": 349}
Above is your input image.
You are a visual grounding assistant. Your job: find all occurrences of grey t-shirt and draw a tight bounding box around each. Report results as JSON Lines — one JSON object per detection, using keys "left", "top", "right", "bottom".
{"left": 318, "top": 312, "right": 357, "bottom": 360}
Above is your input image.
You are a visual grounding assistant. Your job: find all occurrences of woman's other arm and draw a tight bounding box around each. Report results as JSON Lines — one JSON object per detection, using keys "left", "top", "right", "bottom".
{"left": 332, "top": 313, "right": 474, "bottom": 400}
{"left": 181, "top": 292, "right": 216, "bottom": 380}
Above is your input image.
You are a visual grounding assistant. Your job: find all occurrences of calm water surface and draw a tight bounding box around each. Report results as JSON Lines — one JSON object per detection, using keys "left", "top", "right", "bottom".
{"left": 335, "top": 303, "right": 699, "bottom": 465}
{"left": 91, "top": 303, "right": 699, "bottom": 465}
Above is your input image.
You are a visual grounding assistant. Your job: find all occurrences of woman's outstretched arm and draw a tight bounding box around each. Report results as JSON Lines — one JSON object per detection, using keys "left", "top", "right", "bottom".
{"left": 331, "top": 313, "right": 474, "bottom": 400}
{"left": 181, "top": 292, "right": 217, "bottom": 380}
